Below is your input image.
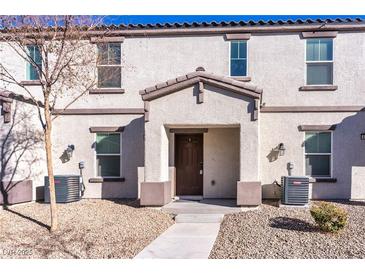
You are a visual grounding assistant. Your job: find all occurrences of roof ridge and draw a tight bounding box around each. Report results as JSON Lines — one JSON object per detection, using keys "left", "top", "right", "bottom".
{"left": 139, "top": 69, "right": 262, "bottom": 101}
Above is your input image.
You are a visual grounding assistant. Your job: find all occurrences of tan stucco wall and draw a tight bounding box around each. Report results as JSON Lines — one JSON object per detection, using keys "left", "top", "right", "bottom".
{"left": 144, "top": 84, "right": 258, "bottom": 185}
{"left": 2, "top": 30, "right": 365, "bottom": 200}
{"left": 251, "top": 32, "right": 365, "bottom": 107}
{"left": 2, "top": 31, "right": 365, "bottom": 109}
{"left": 260, "top": 111, "right": 365, "bottom": 200}
{"left": 203, "top": 128, "right": 239, "bottom": 198}
{"left": 52, "top": 114, "right": 144, "bottom": 198}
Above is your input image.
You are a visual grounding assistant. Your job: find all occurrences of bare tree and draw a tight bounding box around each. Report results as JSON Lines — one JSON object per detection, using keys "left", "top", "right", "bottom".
{"left": 0, "top": 16, "right": 108, "bottom": 231}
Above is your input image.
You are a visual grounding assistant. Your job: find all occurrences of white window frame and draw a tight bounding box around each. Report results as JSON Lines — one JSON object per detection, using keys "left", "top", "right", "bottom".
{"left": 303, "top": 131, "right": 333, "bottom": 178}
{"left": 94, "top": 132, "right": 122, "bottom": 178}
{"left": 96, "top": 43, "right": 122, "bottom": 88}
{"left": 305, "top": 38, "right": 334, "bottom": 86}
{"left": 229, "top": 40, "right": 248, "bottom": 77}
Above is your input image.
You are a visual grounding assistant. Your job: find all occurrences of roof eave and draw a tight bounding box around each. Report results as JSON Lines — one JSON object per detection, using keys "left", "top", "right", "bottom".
{"left": 140, "top": 71, "right": 262, "bottom": 101}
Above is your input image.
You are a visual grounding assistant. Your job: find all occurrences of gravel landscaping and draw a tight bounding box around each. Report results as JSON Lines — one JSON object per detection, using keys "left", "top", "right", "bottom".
{"left": 210, "top": 201, "right": 365, "bottom": 259}
{"left": 0, "top": 199, "right": 174, "bottom": 259}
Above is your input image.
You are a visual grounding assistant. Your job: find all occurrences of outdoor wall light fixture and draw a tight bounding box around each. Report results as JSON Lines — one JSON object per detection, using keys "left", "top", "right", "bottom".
{"left": 361, "top": 133, "right": 365, "bottom": 141}
{"left": 277, "top": 143, "right": 286, "bottom": 156}
{"left": 66, "top": 144, "right": 75, "bottom": 158}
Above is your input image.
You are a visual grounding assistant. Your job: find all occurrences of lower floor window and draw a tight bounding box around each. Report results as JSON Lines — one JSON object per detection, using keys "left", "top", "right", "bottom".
{"left": 96, "top": 133, "right": 121, "bottom": 177}
{"left": 304, "top": 132, "right": 332, "bottom": 177}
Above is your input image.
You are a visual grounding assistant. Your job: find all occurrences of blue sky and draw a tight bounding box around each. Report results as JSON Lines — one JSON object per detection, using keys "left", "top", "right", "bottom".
{"left": 101, "top": 15, "right": 365, "bottom": 25}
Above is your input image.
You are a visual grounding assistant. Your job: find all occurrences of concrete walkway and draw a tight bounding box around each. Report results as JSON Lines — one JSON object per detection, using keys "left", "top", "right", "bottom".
{"left": 161, "top": 199, "right": 241, "bottom": 214}
{"left": 135, "top": 200, "right": 243, "bottom": 259}
{"left": 135, "top": 221, "right": 221, "bottom": 259}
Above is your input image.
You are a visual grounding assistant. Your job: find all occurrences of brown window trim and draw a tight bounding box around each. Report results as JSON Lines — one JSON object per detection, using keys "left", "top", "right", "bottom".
{"left": 299, "top": 85, "right": 338, "bottom": 92}
{"left": 20, "top": 80, "right": 44, "bottom": 86}
{"left": 301, "top": 31, "right": 338, "bottom": 39}
{"left": 169, "top": 128, "right": 208, "bottom": 134}
{"left": 309, "top": 177, "right": 337, "bottom": 183}
{"left": 260, "top": 106, "right": 365, "bottom": 113}
{"left": 52, "top": 108, "right": 144, "bottom": 115}
{"left": 89, "top": 177, "right": 125, "bottom": 183}
{"left": 90, "top": 36, "right": 125, "bottom": 44}
{"left": 225, "top": 33, "right": 251, "bottom": 40}
{"left": 230, "top": 76, "right": 251, "bottom": 82}
{"left": 89, "top": 126, "right": 124, "bottom": 133}
{"left": 89, "top": 88, "right": 125, "bottom": 94}
{"left": 298, "top": 125, "right": 337, "bottom": 131}
{"left": 21, "top": 39, "right": 45, "bottom": 45}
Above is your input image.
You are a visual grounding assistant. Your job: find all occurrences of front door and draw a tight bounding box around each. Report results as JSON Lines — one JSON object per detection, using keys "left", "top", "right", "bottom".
{"left": 175, "top": 134, "right": 203, "bottom": 196}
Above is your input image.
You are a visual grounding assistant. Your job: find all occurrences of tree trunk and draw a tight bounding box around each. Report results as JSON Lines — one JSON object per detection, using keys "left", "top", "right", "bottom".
{"left": 44, "top": 98, "right": 58, "bottom": 232}
{"left": 0, "top": 182, "right": 9, "bottom": 208}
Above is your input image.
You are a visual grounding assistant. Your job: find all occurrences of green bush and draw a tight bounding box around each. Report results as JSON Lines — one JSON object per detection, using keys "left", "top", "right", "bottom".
{"left": 310, "top": 202, "right": 348, "bottom": 233}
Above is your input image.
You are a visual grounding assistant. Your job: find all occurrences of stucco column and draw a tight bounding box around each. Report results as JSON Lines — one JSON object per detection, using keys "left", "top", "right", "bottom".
{"left": 141, "top": 121, "right": 171, "bottom": 206}
{"left": 239, "top": 122, "right": 259, "bottom": 181}
{"left": 237, "top": 122, "right": 261, "bottom": 206}
{"left": 144, "top": 122, "right": 169, "bottom": 181}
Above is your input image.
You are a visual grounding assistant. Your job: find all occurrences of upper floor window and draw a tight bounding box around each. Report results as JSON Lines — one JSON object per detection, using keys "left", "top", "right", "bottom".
{"left": 26, "top": 45, "right": 42, "bottom": 80}
{"left": 304, "top": 132, "right": 332, "bottom": 178}
{"left": 230, "top": 41, "right": 247, "bottom": 77}
{"left": 97, "top": 43, "right": 121, "bottom": 88}
{"left": 95, "top": 133, "right": 121, "bottom": 177}
{"left": 306, "top": 39, "right": 333, "bottom": 85}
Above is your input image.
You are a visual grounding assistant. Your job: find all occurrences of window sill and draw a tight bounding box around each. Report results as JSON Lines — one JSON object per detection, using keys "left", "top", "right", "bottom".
{"left": 230, "top": 76, "right": 251, "bottom": 82}
{"left": 89, "top": 88, "right": 125, "bottom": 95}
{"left": 89, "top": 177, "right": 125, "bottom": 183}
{"left": 20, "top": 80, "right": 44, "bottom": 86}
{"left": 299, "top": 85, "right": 338, "bottom": 92}
{"left": 309, "top": 177, "right": 337, "bottom": 183}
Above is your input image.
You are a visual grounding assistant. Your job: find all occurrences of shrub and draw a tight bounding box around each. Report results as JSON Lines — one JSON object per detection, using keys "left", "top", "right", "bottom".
{"left": 310, "top": 202, "right": 348, "bottom": 233}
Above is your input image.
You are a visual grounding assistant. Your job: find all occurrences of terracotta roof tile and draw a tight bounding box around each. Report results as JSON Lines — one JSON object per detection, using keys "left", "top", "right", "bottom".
{"left": 2, "top": 18, "right": 364, "bottom": 35}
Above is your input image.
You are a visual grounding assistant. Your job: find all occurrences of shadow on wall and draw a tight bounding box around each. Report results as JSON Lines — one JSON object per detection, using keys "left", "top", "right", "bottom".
{"left": 264, "top": 111, "right": 365, "bottom": 200}
{"left": 101, "top": 117, "right": 144, "bottom": 199}
{"left": 0, "top": 101, "right": 43, "bottom": 206}
{"left": 314, "top": 110, "right": 365, "bottom": 199}
{"left": 193, "top": 84, "right": 255, "bottom": 117}
{"left": 262, "top": 183, "right": 281, "bottom": 199}
{"left": 266, "top": 149, "right": 280, "bottom": 162}
{"left": 59, "top": 150, "right": 71, "bottom": 164}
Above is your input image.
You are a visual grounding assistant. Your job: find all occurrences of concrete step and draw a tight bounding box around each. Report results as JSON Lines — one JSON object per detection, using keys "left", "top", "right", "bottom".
{"left": 175, "top": 214, "right": 224, "bottom": 223}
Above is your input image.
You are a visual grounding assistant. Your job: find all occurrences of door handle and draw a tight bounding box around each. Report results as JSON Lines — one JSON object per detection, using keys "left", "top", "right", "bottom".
{"left": 199, "top": 169, "right": 203, "bottom": 175}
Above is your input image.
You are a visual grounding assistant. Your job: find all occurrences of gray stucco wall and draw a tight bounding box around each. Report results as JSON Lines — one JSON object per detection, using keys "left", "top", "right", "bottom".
{"left": 2, "top": 30, "right": 365, "bottom": 200}
{"left": 52, "top": 114, "right": 144, "bottom": 198}
{"left": 144, "top": 84, "right": 258, "bottom": 186}
{"left": 203, "top": 128, "right": 240, "bottom": 198}
{"left": 0, "top": 101, "right": 46, "bottom": 201}
{"left": 2, "top": 31, "right": 365, "bottom": 109}
{"left": 260, "top": 111, "right": 365, "bottom": 199}
{"left": 167, "top": 128, "right": 239, "bottom": 198}
{"left": 351, "top": 166, "right": 365, "bottom": 200}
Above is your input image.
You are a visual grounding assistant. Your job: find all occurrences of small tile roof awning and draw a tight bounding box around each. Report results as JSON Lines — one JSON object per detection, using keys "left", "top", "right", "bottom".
{"left": 0, "top": 89, "right": 44, "bottom": 123}
{"left": 139, "top": 68, "right": 262, "bottom": 101}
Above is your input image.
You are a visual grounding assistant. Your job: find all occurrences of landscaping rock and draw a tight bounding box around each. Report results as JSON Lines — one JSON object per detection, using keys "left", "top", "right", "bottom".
{"left": 209, "top": 201, "right": 365, "bottom": 259}
{"left": 0, "top": 199, "right": 174, "bottom": 258}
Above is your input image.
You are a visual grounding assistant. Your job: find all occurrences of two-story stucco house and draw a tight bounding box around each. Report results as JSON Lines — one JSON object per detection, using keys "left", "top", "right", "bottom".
{"left": 1, "top": 18, "right": 365, "bottom": 206}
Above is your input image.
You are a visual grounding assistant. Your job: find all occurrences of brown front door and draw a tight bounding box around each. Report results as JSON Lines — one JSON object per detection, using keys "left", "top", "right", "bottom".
{"left": 175, "top": 134, "right": 203, "bottom": 196}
